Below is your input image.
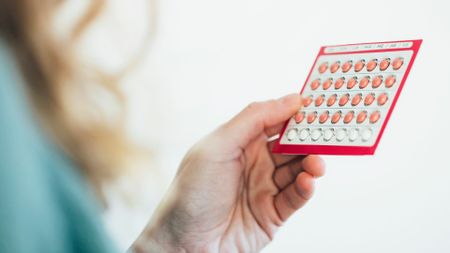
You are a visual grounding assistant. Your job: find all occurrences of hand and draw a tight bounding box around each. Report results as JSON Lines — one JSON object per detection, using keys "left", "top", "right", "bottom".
{"left": 132, "top": 94, "right": 326, "bottom": 253}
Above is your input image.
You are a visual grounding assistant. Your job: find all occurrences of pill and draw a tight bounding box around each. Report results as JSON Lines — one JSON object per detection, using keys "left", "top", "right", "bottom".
{"left": 311, "top": 129, "right": 322, "bottom": 141}
{"left": 342, "top": 60, "right": 353, "bottom": 73}
{"left": 369, "top": 111, "right": 381, "bottom": 124}
{"left": 392, "top": 57, "right": 404, "bottom": 70}
{"left": 315, "top": 94, "right": 325, "bottom": 107}
{"left": 347, "top": 76, "right": 358, "bottom": 89}
{"left": 299, "top": 128, "right": 310, "bottom": 141}
{"left": 344, "top": 111, "right": 354, "bottom": 124}
{"left": 380, "top": 58, "right": 390, "bottom": 71}
{"left": 385, "top": 75, "right": 396, "bottom": 88}
{"left": 359, "top": 76, "right": 370, "bottom": 89}
{"left": 331, "top": 111, "right": 342, "bottom": 124}
{"left": 339, "top": 93, "right": 350, "bottom": 106}
{"left": 336, "top": 129, "right": 347, "bottom": 141}
{"left": 351, "top": 93, "right": 362, "bottom": 106}
{"left": 354, "top": 59, "right": 365, "bottom": 72}
{"left": 319, "top": 111, "right": 329, "bottom": 124}
{"left": 307, "top": 112, "right": 317, "bottom": 124}
{"left": 377, "top": 92, "right": 388, "bottom": 105}
{"left": 357, "top": 111, "right": 367, "bottom": 123}
{"left": 334, "top": 77, "right": 345, "bottom": 89}
{"left": 367, "top": 59, "right": 378, "bottom": 71}
{"left": 348, "top": 128, "right": 359, "bottom": 142}
{"left": 361, "top": 128, "right": 372, "bottom": 142}
{"left": 327, "top": 94, "right": 337, "bottom": 107}
{"left": 364, "top": 93, "right": 375, "bottom": 106}
{"left": 372, "top": 75, "right": 383, "bottom": 88}
{"left": 318, "top": 62, "right": 328, "bottom": 73}
{"left": 294, "top": 112, "right": 305, "bottom": 123}
{"left": 286, "top": 128, "right": 298, "bottom": 141}
{"left": 330, "top": 61, "right": 340, "bottom": 73}
{"left": 322, "top": 78, "right": 333, "bottom": 90}
{"left": 303, "top": 95, "right": 313, "bottom": 107}
{"left": 310, "top": 79, "right": 321, "bottom": 90}
{"left": 323, "top": 129, "right": 334, "bottom": 141}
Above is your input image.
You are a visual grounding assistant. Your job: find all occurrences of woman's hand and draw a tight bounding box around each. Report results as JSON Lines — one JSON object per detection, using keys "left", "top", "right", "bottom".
{"left": 132, "top": 94, "right": 326, "bottom": 253}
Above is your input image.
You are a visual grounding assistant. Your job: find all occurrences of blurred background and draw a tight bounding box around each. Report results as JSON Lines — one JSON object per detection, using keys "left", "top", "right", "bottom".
{"left": 65, "top": 0, "right": 450, "bottom": 252}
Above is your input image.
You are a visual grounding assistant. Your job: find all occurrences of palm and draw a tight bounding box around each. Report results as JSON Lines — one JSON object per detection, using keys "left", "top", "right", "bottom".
{"left": 172, "top": 131, "right": 321, "bottom": 252}
{"left": 137, "top": 94, "right": 325, "bottom": 253}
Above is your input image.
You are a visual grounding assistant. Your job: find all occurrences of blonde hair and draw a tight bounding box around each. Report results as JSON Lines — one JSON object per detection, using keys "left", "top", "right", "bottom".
{"left": 0, "top": 0, "right": 154, "bottom": 191}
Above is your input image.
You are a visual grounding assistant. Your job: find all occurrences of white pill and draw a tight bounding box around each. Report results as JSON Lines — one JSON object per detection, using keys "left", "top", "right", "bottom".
{"left": 286, "top": 129, "right": 298, "bottom": 141}
{"left": 311, "top": 129, "right": 322, "bottom": 141}
{"left": 299, "top": 129, "right": 310, "bottom": 141}
{"left": 348, "top": 128, "right": 359, "bottom": 142}
{"left": 323, "top": 129, "right": 334, "bottom": 141}
{"left": 336, "top": 129, "right": 347, "bottom": 142}
{"left": 361, "top": 128, "right": 373, "bottom": 142}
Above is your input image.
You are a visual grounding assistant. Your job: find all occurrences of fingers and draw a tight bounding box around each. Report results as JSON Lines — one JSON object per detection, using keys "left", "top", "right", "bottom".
{"left": 273, "top": 155, "right": 325, "bottom": 190}
{"left": 222, "top": 94, "right": 302, "bottom": 149}
{"left": 267, "top": 140, "right": 300, "bottom": 166}
{"left": 265, "top": 122, "right": 286, "bottom": 139}
{"left": 274, "top": 172, "right": 315, "bottom": 221}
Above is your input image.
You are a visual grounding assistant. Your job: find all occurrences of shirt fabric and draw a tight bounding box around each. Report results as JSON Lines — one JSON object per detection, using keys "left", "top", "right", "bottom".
{"left": 0, "top": 40, "right": 119, "bottom": 253}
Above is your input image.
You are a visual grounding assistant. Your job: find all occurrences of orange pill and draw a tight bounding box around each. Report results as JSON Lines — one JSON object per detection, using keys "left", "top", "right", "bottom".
{"left": 294, "top": 112, "right": 305, "bottom": 124}
{"left": 315, "top": 94, "right": 325, "bottom": 107}
{"left": 330, "top": 61, "right": 340, "bottom": 73}
{"left": 392, "top": 57, "right": 404, "bottom": 70}
{"left": 359, "top": 76, "right": 370, "bottom": 89}
{"left": 334, "top": 77, "right": 345, "bottom": 89}
{"left": 322, "top": 78, "right": 333, "bottom": 90}
{"left": 331, "top": 111, "right": 342, "bottom": 124}
{"left": 357, "top": 111, "right": 367, "bottom": 124}
{"left": 370, "top": 111, "right": 380, "bottom": 124}
{"left": 344, "top": 111, "right": 355, "bottom": 124}
{"left": 377, "top": 93, "right": 388, "bottom": 105}
{"left": 366, "top": 59, "right": 378, "bottom": 71}
{"left": 372, "top": 75, "right": 383, "bottom": 88}
{"left": 319, "top": 111, "right": 329, "bottom": 124}
{"left": 342, "top": 60, "right": 353, "bottom": 73}
{"left": 310, "top": 79, "right": 321, "bottom": 90}
{"left": 303, "top": 95, "right": 313, "bottom": 107}
{"left": 385, "top": 75, "right": 396, "bottom": 88}
{"left": 351, "top": 93, "right": 362, "bottom": 106}
{"left": 318, "top": 62, "right": 328, "bottom": 73}
{"left": 380, "top": 58, "right": 390, "bottom": 71}
{"left": 354, "top": 59, "right": 365, "bottom": 72}
{"left": 364, "top": 93, "right": 375, "bottom": 106}
{"left": 307, "top": 112, "right": 317, "bottom": 124}
{"left": 347, "top": 76, "right": 358, "bottom": 89}
{"left": 339, "top": 93, "right": 350, "bottom": 106}
{"left": 327, "top": 94, "right": 337, "bottom": 107}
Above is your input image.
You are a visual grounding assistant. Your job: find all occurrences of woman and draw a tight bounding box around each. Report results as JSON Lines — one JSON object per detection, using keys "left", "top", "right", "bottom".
{"left": 0, "top": 1, "right": 325, "bottom": 252}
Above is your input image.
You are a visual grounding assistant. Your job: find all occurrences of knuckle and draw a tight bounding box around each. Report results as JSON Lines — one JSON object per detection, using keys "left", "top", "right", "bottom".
{"left": 246, "top": 101, "right": 264, "bottom": 111}
{"left": 246, "top": 99, "right": 277, "bottom": 112}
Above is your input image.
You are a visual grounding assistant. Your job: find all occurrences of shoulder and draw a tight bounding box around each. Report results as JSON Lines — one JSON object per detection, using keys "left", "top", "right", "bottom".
{"left": 0, "top": 40, "right": 118, "bottom": 253}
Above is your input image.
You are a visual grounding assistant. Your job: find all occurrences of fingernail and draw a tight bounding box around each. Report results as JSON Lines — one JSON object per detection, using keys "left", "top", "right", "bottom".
{"left": 319, "top": 157, "right": 326, "bottom": 171}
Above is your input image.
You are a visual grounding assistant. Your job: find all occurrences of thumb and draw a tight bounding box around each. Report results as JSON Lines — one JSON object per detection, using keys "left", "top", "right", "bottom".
{"left": 221, "top": 93, "right": 302, "bottom": 149}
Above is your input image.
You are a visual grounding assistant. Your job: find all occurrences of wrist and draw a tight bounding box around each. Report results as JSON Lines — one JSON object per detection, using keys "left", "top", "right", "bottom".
{"left": 131, "top": 222, "right": 187, "bottom": 253}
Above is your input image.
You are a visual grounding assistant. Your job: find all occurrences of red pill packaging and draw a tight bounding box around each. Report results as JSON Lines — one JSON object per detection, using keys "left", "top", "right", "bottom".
{"left": 273, "top": 40, "right": 422, "bottom": 155}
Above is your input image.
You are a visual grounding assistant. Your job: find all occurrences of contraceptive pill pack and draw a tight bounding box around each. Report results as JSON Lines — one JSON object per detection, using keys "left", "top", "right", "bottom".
{"left": 273, "top": 40, "right": 422, "bottom": 155}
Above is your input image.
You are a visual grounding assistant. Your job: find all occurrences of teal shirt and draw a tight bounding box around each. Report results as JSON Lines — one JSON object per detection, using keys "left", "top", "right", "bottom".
{"left": 0, "top": 41, "right": 119, "bottom": 253}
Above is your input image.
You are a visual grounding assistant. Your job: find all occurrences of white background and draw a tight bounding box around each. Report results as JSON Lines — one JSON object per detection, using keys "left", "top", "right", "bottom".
{"left": 69, "top": 0, "right": 450, "bottom": 252}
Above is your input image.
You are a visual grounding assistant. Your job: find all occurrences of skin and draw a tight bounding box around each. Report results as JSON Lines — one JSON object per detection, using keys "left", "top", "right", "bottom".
{"left": 132, "top": 94, "right": 326, "bottom": 253}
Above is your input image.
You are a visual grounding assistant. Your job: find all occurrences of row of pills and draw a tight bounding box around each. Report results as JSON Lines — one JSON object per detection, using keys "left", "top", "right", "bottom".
{"left": 303, "top": 92, "right": 389, "bottom": 108}
{"left": 293, "top": 110, "right": 381, "bottom": 125}
{"left": 309, "top": 75, "right": 397, "bottom": 91}
{"left": 317, "top": 57, "right": 404, "bottom": 74}
{"left": 286, "top": 127, "right": 373, "bottom": 142}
